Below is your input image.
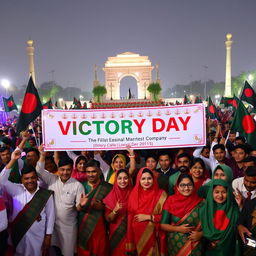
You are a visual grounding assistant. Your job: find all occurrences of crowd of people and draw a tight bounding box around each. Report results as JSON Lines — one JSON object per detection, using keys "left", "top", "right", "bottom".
{"left": 0, "top": 114, "right": 256, "bottom": 256}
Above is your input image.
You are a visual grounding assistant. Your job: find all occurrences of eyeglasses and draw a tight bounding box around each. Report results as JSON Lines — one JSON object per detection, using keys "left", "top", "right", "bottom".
{"left": 179, "top": 183, "right": 193, "bottom": 188}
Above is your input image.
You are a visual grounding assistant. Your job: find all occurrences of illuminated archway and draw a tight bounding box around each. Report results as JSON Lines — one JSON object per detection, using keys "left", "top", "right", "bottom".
{"left": 103, "top": 52, "right": 154, "bottom": 100}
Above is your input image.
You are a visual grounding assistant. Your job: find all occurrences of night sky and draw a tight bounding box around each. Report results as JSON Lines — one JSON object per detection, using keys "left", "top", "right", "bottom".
{"left": 1, "top": 0, "right": 256, "bottom": 97}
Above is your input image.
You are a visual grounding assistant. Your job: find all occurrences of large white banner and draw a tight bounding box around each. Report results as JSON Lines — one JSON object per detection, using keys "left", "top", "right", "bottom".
{"left": 42, "top": 104, "right": 206, "bottom": 151}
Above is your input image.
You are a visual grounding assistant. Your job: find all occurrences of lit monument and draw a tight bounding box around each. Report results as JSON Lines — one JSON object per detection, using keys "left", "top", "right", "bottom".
{"left": 224, "top": 33, "right": 233, "bottom": 97}
{"left": 103, "top": 52, "right": 154, "bottom": 100}
{"left": 27, "top": 40, "right": 36, "bottom": 85}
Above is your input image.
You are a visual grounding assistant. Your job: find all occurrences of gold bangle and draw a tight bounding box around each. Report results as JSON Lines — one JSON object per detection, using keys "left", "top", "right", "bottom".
{"left": 112, "top": 210, "right": 117, "bottom": 215}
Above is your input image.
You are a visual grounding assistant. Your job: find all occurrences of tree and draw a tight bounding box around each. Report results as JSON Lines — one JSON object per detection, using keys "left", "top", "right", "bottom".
{"left": 147, "top": 82, "right": 162, "bottom": 101}
{"left": 92, "top": 85, "right": 107, "bottom": 103}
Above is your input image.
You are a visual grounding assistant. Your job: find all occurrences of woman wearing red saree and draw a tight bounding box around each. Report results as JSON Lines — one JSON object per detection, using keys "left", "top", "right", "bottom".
{"left": 103, "top": 169, "right": 132, "bottom": 255}
{"left": 126, "top": 167, "right": 167, "bottom": 256}
{"left": 189, "top": 158, "right": 210, "bottom": 192}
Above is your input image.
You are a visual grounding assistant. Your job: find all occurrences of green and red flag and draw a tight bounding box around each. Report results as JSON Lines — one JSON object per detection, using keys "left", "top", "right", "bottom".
{"left": 232, "top": 95, "right": 239, "bottom": 110}
{"left": 230, "top": 100, "right": 256, "bottom": 147}
{"left": 64, "top": 104, "right": 68, "bottom": 110}
{"left": 42, "top": 99, "right": 53, "bottom": 109}
{"left": 183, "top": 95, "right": 190, "bottom": 104}
{"left": 207, "top": 96, "right": 218, "bottom": 119}
{"left": 194, "top": 96, "right": 202, "bottom": 103}
{"left": 16, "top": 77, "right": 42, "bottom": 134}
{"left": 220, "top": 96, "right": 233, "bottom": 107}
{"left": 240, "top": 80, "right": 256, "bottom": 108}
{"left": 82, "top": 102, "right": 87, "bottom": 109}
{"left": 3, "top": 95, "right": 18, "bottom": 112}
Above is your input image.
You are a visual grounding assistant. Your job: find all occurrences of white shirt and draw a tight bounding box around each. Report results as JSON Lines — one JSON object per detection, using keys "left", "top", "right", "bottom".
{"left": 36, "top": 161, "right": 85, "bottom": 256}
{"left": 232, "top": 177, "right": 256, "bottom": 200}
{"left": 0, "top": 167, "right": 55, "bottom": 256}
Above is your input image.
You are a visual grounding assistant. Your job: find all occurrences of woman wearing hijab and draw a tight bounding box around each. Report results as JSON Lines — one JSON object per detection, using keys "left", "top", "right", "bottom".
{"left": 107, "top": 148, "right": 136, "bottom": 184}
{"left": 126, "top": 167, "right": 167, "bottom": 256}
{"left": 199, "top": 179, "right": 241, "bottom": 256}
{"left": 103, "top": 169, "right": 132, "bottom": 255}
{"left": 189, "top": 158, "right": 210, "bottom": 191}
{"left": 161, "top": 173, "right": 204, "bottom": 256}
{"left": 198, "top": 164, "right": 233, "bottom": 198}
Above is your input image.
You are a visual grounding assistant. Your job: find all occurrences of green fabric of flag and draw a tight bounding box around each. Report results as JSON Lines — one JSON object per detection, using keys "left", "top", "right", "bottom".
{"left": 183, "top": 95, "right": 190, "bottom": 104}
{"left": 3, "top": 95, "right": 18, "bottom": 112}
{"left": 240, "top": 80, "right": 256, "bottom": 108}
{"left": 42, "top": 99, "right": 53, "bottom": 109}
{"left": 16, "top": 77, "right": 42, "bottom": 134}
{"left": 220, "top": 96, "right": 233, "bottom": 107}
{"left": 230, "top": 100, "right": 256, "bottom": 148}
{"left": 207, "top": 96, "right": 218, "bottom": 119}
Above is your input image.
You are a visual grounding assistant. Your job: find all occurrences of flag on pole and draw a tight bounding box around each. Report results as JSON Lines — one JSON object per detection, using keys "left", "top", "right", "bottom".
{"left": 183, "top": 95, "right": 190, "bottom": 104}
{"left": 3, "top": 95, "right": 18, "bottom": 112}
{"left": 230, "top": 100, "right": 256, "bottom": 147}
{"left": 207, "top": 96, "right": 218, "bottom": 119}
{"left": 220, "top": 96, "right": 233, "bottom": 107}
{"left": 16, "top": 77, "right": 42, "bottom": 134}
{"left": 42, "top": 99, "right": 53, "bottom": 109}
{"left": 240, "top": 80, "right": 256, "bottom": 108}
{"left": 194, "top": 96, "right": 202, "bottom": 103}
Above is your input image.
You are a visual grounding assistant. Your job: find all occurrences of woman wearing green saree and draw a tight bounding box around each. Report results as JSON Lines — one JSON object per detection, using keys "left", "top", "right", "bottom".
{"left": 160, "top": 173, "right": 204, "bottom": 256}
{"left": 199, "top": 179, "right": 241, "bottom": 256}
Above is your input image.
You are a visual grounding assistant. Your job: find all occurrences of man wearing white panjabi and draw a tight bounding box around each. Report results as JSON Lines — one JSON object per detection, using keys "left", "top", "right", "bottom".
{"left": 36, "top": 145, "right": 85, "bottom": 256}
{"left": 0, "top": 150, "right": 55, "bottom": 256}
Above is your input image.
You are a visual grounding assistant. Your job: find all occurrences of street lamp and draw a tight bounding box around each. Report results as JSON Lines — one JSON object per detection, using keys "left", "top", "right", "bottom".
{"left": 1, "top": 79, "right": 10, "bottom": 96}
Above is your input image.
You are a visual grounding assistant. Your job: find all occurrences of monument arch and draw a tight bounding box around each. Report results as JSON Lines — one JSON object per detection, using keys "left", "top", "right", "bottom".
{"left": 103, "top": 52, "right": 154, "bottom": 100}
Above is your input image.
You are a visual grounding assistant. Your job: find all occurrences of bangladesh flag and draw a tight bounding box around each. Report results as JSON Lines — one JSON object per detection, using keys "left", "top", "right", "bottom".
{"left": 42, "top": 99, "right": 53, "bottom": 109}
{"left": 195, "top": 96, "right": 202, "bottom": 103}
{"left": 230, "top": 100, "right": 256, "bottom": 147}
{"left": 240, "top": 81, "right": 256, "bottom": 108}
{"left": 3, "top": 95, "right": 18, "bottom": 112}
{"left": 16, "top": 77, "right": 42, "bottom": 134}
{"left": 183, "top": 95, "right": 190, "bottom": 104}
{"left": 232, "top": 95, "right": 239, "bottom": 110}
{"left": 207, "top": 96, "right": 218, "bottom": 119}
{"left": 220, "top": 96, "right": 233, "bottom": 107}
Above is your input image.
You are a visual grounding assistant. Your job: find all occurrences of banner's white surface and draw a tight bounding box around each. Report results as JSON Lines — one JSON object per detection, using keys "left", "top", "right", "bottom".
{"left": 42, "top": 104, "right": 206, "bottom": 151}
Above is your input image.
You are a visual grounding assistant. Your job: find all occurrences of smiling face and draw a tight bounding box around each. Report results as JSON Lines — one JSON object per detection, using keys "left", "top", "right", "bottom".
{"left": 58, "top": 164, "right": 73, "bottom": 183}
{"left": 86, "top": 166, "right": 101, "bottom": 184}
{"left": 190, "top": 162, "right": 204, "bottom": 179}
{"left": 177, "top": 177, "right": 194, "bottom": 196}
{"left": 213, "top": 185, "right": 227, "bottom": 204}
{"left": 77, "top": 159, "right": 86, "bottom": 172}
{"left": 113, "top": 157, "right": 125, "bottom": 171}
{"left": 140, "top": 172, "right": 154, "bottom": 190}
{"left": 117, "top": 171, "right": 129, "bottom": 189}
{"left": 21, "top": 171, "right": 38, "bottom": 193}
{"left": 146, "top": 157, "right": 157, "bottom": 171}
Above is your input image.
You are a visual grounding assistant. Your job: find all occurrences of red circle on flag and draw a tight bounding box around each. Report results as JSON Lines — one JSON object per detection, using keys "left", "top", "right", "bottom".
{"left": 7, "top": 100, "right": 13, "bottom": 108}
{"left": 233, "top": 100, "right": 238, "bottom": 108}
{"left": 242, "top": 115, "right": 255, "bottom": 134}
{"left": 209, "top": 105, "right": 215, "bottom": 113}
{"left": 227, "top": 99, "right": 233, "bottom": 104}
{"left": 244, "top": 88, "right": 253, "bottom": 97}
{"left": 21, "top": 93, "right": 37, "bottom": 114}
{"left": 213, "top": 210, "right": 229, "bottom": 231}
{"left": 43, "top": 105, "right": 48, "bottom": 109}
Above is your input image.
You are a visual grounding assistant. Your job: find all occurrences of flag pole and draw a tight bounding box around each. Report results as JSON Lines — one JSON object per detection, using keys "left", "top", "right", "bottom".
{"left": 224, "top": 129, "right": 230, "bottom": 146}
{"left": 30, "top": 124, "right": 39, "bottom": 148}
